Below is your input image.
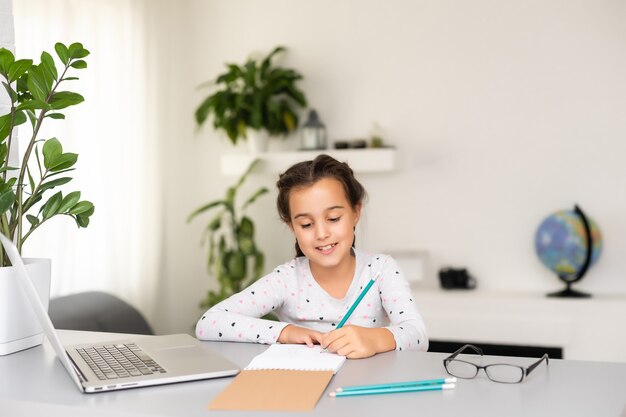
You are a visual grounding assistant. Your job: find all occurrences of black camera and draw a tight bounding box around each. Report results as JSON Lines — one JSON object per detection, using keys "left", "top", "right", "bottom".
{"left": 439, "top": 268, "right": 477, "bottom": 290}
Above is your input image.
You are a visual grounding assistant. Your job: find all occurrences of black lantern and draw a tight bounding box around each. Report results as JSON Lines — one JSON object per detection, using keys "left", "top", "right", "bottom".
{"left": 300, "top": 110, "right": 327, "bottom": 150}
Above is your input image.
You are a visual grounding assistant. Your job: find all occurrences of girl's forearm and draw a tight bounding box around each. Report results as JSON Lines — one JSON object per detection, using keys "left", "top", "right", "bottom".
{"left": 369, "top": 327, "right": 396, "bottom": 353}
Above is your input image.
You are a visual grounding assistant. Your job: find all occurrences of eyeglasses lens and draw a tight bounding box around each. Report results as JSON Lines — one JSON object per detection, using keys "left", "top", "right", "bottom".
{"left": 446, "top": 360, "right": 478, "bottom": 378}
{"left": 485, "top": 365, "right": 524, "bottom": 383}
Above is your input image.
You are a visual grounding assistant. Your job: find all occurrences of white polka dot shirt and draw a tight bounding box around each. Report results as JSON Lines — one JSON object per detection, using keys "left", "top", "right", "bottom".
{"left": 195, "top": 249, "right": 429, "bottom": 352}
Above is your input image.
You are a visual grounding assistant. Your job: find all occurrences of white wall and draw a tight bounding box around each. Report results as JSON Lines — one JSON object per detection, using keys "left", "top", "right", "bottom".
{"left": 0, "top": 0, "right": 13, "bottom": 115}
{"left": 152, "top": 0, "right": 626, "bottom": 334}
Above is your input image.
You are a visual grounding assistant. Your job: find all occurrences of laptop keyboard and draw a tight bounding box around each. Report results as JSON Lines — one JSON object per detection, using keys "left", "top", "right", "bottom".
{"left": 75, "top": 343, "right": 167, "bottom": 380}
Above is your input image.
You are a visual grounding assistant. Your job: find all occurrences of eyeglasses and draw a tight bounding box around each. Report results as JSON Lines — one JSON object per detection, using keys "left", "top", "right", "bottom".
{"left": 443, "top": 344, "right": 549, "bottom": 384}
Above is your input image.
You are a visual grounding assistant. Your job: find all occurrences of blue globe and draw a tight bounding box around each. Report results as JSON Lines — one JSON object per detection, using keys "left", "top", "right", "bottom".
{"left": 534, "top": 209, "right": 602, "bottom": 279}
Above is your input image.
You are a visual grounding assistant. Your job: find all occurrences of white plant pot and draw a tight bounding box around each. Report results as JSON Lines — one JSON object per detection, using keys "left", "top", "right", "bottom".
{"left": 0, "top": 258, "right": 51, "bottom": 356}
{"left": 247, "top": 129, "right": 269, "bottom": 154}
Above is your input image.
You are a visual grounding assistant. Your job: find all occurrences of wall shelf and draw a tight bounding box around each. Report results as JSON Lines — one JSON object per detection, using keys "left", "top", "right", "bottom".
{"left": 220, "top": 148, "right": 397, "bottom": 176}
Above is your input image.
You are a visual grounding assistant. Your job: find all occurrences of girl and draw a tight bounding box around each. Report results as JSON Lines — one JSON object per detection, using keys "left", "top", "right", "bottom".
{"left": 196, "top": 154, "right": 428, "bottom": 358}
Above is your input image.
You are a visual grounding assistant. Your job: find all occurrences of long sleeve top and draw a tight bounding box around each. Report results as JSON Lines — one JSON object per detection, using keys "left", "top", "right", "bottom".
{"left": 195, "top": 249, "right": 429, "bottom": 352}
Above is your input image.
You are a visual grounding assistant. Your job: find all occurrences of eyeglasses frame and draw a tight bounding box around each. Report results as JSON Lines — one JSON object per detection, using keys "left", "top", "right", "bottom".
{"left": 443, "top": 344, "right": 549, "bottom": 384}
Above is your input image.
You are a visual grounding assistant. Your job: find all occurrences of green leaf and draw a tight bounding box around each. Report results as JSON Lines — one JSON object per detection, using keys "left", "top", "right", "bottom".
{"left": 42, "top": 138, "right": 62, "bottom": 169}
{"left": 49, "top": 153, "right": 78, "bottom": 171}
{"left": 54, "top": 43, "right": 70, "bottom": 65}
{"left": 234, "top": 159, "right": 261, "bottom": 190}
{"left": 70, "top": 60, "right": 87, "bottom": 69}
{"left": 254, "top": 252, "right": 265, "bottom": 278}
{"left": 0, "top": 188, "right": 16, "bottom": 213}
{"left": 242, "top": 187, "right": 269, "bottom": 210}
{"left": 26, "top": 214, "right": 40, "bottom": 226}
{"left": 225, "top": 186, "right": 236, "bottom": 208}
{"left": 0, "top": 176, "right": 14, "bottom": 193}
{"left": 194, "top": 95, "right": 215, "bottom": 127}
{"left": 68, "top": 43, "right": 84, "bottom": 59}
{"left": 227, "top": 252, "right": 246, "bottom": 281}
{"left": 2, "top": 81, "right": 16, "bottom": 102}
{"left": 238, "top": 217, "right": 255, "bottom": 255}
{"left": 74, "top": 48, "right": 90, "bottom": 59}
{"left": 0, "top": 48, "right": 15, "bottom": 77}
{"left": 24, "top": 193, "right": 43, "bottom": 209}
{"left": 26, "top": 65, "right": 48, "bottom": 102}
{"left": 239, "top": 216, "right": 254, "bottom": 238}
{"left": 40, "top": 51, "right": 58, "bottom": 83}
{"left": 75, "top": 214, "right": 90, "bottom": 228}
{"left": 68, "top": 200, "right": 94, "bottom": 215}
{"left": 45, "top": 113, "right": 65, "bottom": 120}
{"left": 208, "top": 212, "right": 222, "bottom": 231}
{"left": 26, "top": 109, "right": 37, "bottom": 128}
{"left": 38, "top": 176, "right": 72, "bottom": 193}
{"left": 238, "top": 237, "right": 254, "bottom": 255}
{"left": 79, "top": 203, "right": 94, "bottom": 217}
{"left": 27, "top": 165, "right": 35, "bottom": 193}
{"left": 0, "top": 111, "right": 27, "bottom": 142}
{"left": 16, "top": 99, "right": 50, "bottom": 112}
{"left": 49, "top": 91, "right": 84, "bottom": 110}
{"left": 58, "top": 191, "right": 81, "bottom": 213}
{"left": 260, "top": 46, "right": 285, "bottom": 78}
{"left": 187, "top": 200, "right": 227, "bottom": 222}
{"left": 42, "top": 191, "right": 63, "bottom": 219}
{"left": 8, "top": 59, "right": 32, "bottom": 83}
{"left": 0, "top": 166, "right": 18, "bottom": 173}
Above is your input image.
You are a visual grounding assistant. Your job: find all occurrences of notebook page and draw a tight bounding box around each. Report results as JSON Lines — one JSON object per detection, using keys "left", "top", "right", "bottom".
{"left": 245, "top": 344, "right": 346, "bottom": 374}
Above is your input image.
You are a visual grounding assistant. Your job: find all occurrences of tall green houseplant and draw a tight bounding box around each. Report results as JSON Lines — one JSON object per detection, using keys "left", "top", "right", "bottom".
{"left": 0, "top": 43, "right": 95, "bottom": 265}
{"left": 188, "top": 161, "right": 268, "bottom": 309}
{"left": 194, "top": 46, "right": 307, "bottom": 145}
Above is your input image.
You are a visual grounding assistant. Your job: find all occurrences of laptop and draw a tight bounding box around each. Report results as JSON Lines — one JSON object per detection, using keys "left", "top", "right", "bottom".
{"left": 0, "top": 234, "right": 240, "bottom": 393}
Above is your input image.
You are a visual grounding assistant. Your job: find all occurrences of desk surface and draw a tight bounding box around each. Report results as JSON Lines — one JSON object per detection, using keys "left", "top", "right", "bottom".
{"left": 1, "top": 330, "right": 625, "bottom": 417}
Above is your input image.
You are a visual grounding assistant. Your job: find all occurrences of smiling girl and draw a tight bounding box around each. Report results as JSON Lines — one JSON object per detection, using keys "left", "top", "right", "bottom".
{"left": 195, "top": 154, "right": 428, "bottom": 358}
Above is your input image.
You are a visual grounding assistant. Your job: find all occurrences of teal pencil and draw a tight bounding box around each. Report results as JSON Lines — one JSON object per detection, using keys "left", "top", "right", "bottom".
{"left": 329, "top": 383, "right": 455, "bottom": 397}
{"left": 336, "top": 278, "right": 376, "bottom": 329}
{"left": 336, "top": 257, "right": 390, "bottom": 329}
{"left": 336, "top": 377, "right": 457, "bottom": 393}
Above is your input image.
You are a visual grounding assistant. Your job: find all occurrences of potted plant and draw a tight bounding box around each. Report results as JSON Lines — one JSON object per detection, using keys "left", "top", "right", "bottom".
{"left": 187, "top": 160, "right": 267, "bottom": 309}
{"left": 0, "top": 43, "right": 95, "bottom": 355}
{"left": 194, "top": 46, "right": 308, "bottom": 152}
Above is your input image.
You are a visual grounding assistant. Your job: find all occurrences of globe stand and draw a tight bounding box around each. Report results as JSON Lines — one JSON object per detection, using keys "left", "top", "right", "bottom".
{"left": 545, "top": 205, "right": 594, "bottom": 299}
{"left": 547, "top": 281, "right": 591, "bottom": 298}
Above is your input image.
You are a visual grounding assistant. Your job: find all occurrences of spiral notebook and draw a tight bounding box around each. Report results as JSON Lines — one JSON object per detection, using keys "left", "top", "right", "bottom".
{"left": 209, "top": 345, "right": 346, "bottom": 411}
{"left": 245, "top": 344, "right": 346, "bottom": 374}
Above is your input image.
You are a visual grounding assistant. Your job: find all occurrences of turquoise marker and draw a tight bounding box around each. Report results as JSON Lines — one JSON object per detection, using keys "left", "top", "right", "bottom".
{"left": 336, "top": 377, "right": 457, "bottom": 393}
{"left": 329, "top": 383, "right": 455, "bottom": 397}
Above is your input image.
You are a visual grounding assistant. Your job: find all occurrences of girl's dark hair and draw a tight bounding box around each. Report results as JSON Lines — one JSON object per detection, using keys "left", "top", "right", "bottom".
{"left": 276, "top": 154, "right": 367, "bottom": 256}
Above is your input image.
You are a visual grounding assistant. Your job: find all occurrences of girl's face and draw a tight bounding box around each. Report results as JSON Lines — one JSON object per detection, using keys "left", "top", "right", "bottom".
{"left": 288, "top": 178, "right": 361, "bottom": 270}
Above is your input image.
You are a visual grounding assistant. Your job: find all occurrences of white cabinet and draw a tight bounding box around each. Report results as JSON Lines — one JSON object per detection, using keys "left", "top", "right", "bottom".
{"left": 411, "top": 288, "right": 626, "bottom": 362}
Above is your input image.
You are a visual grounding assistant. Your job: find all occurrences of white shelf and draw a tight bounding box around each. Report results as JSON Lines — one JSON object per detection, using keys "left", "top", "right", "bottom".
{"left": 220, "top": 148, "right": 397, "bottom": 176}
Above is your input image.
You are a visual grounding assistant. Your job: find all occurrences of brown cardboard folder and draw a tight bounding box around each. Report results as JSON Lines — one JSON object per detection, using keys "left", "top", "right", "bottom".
{"left": 209, "top": 369, "right": 334, "bottom": 411}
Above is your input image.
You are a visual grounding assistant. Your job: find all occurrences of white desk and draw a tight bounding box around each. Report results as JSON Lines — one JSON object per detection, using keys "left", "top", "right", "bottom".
{"left": 1, "top": 330, "right": 625, "bottom": 417}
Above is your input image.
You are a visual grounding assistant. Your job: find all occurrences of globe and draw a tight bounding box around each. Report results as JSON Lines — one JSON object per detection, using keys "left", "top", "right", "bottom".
{"left": 534, "top": 206, "right": 602, "bottom": 297}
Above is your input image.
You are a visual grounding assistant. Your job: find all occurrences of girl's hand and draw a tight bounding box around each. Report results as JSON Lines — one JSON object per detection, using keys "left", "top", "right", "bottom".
{"left": 277, "top": 324, "right": 324, "bottom": 346}
{"left": 321, "top": 326, "right": 396, "bottom": 359}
